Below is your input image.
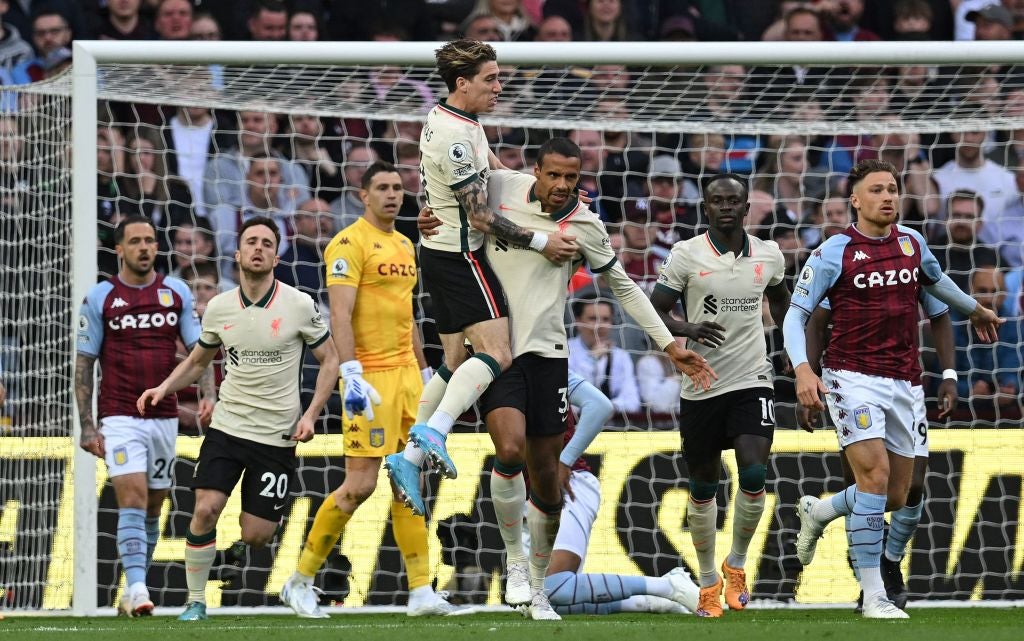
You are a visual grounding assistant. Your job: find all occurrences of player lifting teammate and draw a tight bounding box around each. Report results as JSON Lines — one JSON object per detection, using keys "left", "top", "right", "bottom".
{"left": 279, "top": 162, "right": 453, "bottom": 618}
{"left": 382, "top": 40, "right": 577, "bottom": 515}
{"left": 77, "top": 215, "right": 210, "bottom": 617}
{"left": 650, "top": 174, "right": 790, "bottom": 617}
{"left": 783, "top": 159, "right": 1002, "bottom": 619}
{"left": 137, "top": 217, "right": 340, "bottom": 621}
{"left": 420, "top": 137, "right": 714, "bottom": 618}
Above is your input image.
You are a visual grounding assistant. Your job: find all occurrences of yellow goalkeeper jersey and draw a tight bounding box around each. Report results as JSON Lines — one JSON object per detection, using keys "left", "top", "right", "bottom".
{"left": 324, "top": 217, "right": 418, "bottom": 372}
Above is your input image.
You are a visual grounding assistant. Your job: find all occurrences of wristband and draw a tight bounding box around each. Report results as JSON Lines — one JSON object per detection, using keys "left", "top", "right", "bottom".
{"left": 528, "top": 231, "right": 549, "bottom": 252}
{"left": 421, "top": 367, "right": 433, "bottom": 384}
{"left": 942, "top": 369, "right": 957, "bottom": 381}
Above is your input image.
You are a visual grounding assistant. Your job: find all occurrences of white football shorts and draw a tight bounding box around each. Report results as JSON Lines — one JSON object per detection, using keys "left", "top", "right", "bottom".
{"left": 521, "top": 470, "right": 602, "bottom": 565}
{"left": 911, "top": 385, "right": 929, "bottom": 458}
{"left": 100, "top": 415, "right": 177, "bottom": 489}
{"left": 822, "top": 368, "right": 916, "bottom": 459}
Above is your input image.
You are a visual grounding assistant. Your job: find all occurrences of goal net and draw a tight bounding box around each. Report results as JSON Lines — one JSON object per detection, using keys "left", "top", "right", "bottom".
{"left": 2, "top": 40, "right": 1022, "bottom": 614}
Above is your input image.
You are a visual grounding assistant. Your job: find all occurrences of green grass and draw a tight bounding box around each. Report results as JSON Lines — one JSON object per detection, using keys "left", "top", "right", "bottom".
{"left": 2, "top": 609, "right": 1021, "bottom": 641}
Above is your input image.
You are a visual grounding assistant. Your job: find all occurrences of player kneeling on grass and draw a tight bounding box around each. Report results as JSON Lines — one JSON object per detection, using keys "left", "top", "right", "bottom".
{"left": 137, "top": 217, "right": 340, "bottom": 621}
{"left": 280, "top": 162, "right": 453, "bottom": 618}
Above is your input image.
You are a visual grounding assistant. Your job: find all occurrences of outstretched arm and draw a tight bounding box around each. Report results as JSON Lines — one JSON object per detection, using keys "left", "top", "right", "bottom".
{"left": 75, "top": 353, "right": 103, "bottom": 457}
{"left": 136, "top": 343, "right": 219, "bottom": 414}
{"left": 784, "top": 305, "right": 828, "bottom": 412}
{"left": 649, "top": 284, "right": 726, "bottom": 348}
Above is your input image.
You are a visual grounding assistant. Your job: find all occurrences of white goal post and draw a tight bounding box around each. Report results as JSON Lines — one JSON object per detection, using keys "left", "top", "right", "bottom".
{"left": 23, "top": 39, "right": 1018, "bottom": 615}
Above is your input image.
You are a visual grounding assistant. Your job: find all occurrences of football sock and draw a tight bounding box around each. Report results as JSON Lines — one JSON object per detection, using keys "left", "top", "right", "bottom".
{"left": 526, "top": 492, "right": 561, "bottom": 592}
{"left": 545, "top": 571, "right": 647, "bottom": 605}
{"left": 811, "top": 485, "right": 857, "bottom": 524}
{"left": 849, "top": 490, "right": 887, "bottom": 597}
{"left": 416, "top": 364, "right": 451, "bottom": 424}
{"left": 184, "top": 529, "right": 217, "bottom": 604}
{"left": 554, "top": 602, "right": 621, "bottom": 615}
{"left": 145, "top": 516, "right": 160, "bottom": 569}
{"left": 391, "top": 500, "right": 430, "bottom": 590}
{"left": 687, "top": 496, "right": 719, "bottom": 588}
{"left": 490, "top": 462, "right": 528, "bottom": 565}
{"left": 297, "top": 496, "right": 352, "bottom": 578}
{"left": 117, "top": 508, "right": 148, "bottom": 588}
{"left": 885, "top": 499, "right": 924, "bottom": 563}
{"left": 845, "top": 514, "right": 861, "bottom": 580}
{"left": 727, "top": 489, "right": 766, "bottom": 570}
{"left": 427, "top": 353, "right": 500, "bottom": 433}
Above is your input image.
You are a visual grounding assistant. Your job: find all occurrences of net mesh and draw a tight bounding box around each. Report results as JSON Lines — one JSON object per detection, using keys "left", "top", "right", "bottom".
{"left": 2, "top": 53, "right": 1023, "bottom": 611}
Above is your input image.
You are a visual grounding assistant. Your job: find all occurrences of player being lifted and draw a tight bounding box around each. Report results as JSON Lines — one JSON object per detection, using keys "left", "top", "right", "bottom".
{"left": 419, "top": 137, "right": 714, "bottom": 618}
{"left": 77, "top": 215, "right": 211, "bottom": 617}
{"left": 279, "top": 162, "right": 453, "bottom": 618}
{"left": 802, "top": 292, "right": 958, "bottom": 611}
{"left": 381, "top": 40, "right": 577, "bottom": 512}
{"left": 783, "top": 159, "right": 1002, "bottom": 619}
{"left": 649, "top": 174, "right": 790, "bottom": 617}
{"left": 137, "top": 217, "right": 340, "bottom": 621}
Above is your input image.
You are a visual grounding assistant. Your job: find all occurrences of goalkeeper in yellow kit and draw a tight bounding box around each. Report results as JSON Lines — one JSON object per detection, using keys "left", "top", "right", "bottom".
{"left": 280, "top": 161, "right": 454, "bottom": 617}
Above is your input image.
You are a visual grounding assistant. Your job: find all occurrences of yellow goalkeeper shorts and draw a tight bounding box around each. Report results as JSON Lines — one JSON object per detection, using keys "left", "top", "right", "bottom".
{"left": 341, "top": 364, "right": 422, "bottom": 458}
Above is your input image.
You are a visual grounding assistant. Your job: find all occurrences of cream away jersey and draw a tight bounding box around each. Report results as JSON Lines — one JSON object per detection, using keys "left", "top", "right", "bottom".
{"left": 484, "top": 170, "right": 617, "bottom": 358}
{"left": 419, "top": 100, "right": 491, "bottom": 253}
{"left": 655, "top": 232, "right": 786, "bottom": 400}
{"left": 198, "top": 280, "right": 330, "bottom": 447}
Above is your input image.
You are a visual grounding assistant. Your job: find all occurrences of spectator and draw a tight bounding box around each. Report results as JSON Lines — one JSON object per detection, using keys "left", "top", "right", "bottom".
{"left": 169, "top": 218, "right": 219, "bottom": 281}
{"left": 282, "top": 114, "right": 344, "bottom": 204}
{"left": 594, "top": 99, "right": 650, "bottom": 222}
{"left": 928, "top": 129, "right": 1019, "bottom": 244}
{"left": 189, "top": 12, "right": 221, "bottom": 40}
{"left": 648, "top": 154, "right": 700, "bottom": 244}
{"left": 658, "top": 14, "right": 697, "bottom": 41}
{"left": 635, "top": 351, "right": 682, "bottom": 414}
{"left": 176, "top": 261, "right": 222, "bottom": 432}
{"left": 752, "top": 136, "right": 825, "bottom": 229}
{"left": 570, "top": 128, "right": 604, "bottom": 217}
{"left": 461, "top": 12, "right": 502, "bottom": 40}
{"left": 965, "top": 2, "right": 1013, "bottom": 41}
{"left": 288, "top": 10, "right": 319, "bottom": 41}
{"left": 820, "top": 196, "right": 851, "bottom": 245}
{"left": 11, "top": 10, "right": 71, "bottom": 84}
{"left": 470, "top": 0, "right": 535, "bottom": 41}
{"left": 154, "top": 0, "right": 192, "bottom": 40}
{"left": 567, "top": 296, "right": 641, "bottom": 414}
{"left": 772, "top": 225, "right": 804, "bottom": 289}
{"left": 202, "top": 110, "right": 310, "bottom": 214}
{"left": 618, "top": 203, "right": 662, "bottom": 293}
{"left": 163, "top": 106, "right": 223, "bottom": 215}
{"left": 327, "top": 0, "right": 435, "bottom": 41}
{"left": 0, "top": 114, "right": 27, "bottom": 215}
{"left": 98, "top": 0, "right": 154, "bottom": 40}
{"left": 274, "top": 198, "right": 332, "bottom": 303}
{"left": 121, "top": 128, "right": 197, "bottom": 270}
{"left": 828, "top": 0, "right": 881, "bottom": 41}
{"left": 97, "top": 125, "right": 127, "bottom": 279}
{"left": 209, "top": 153, "right": 297, "bottom": 258}
{"left": 952, "top": 266, "right": 1022, "bottom": 410}
{"left": 534, "top": 14, "right": 572, "bottom": 41}
{"left": 953, "top": 0, "right": 992, "bottom": 40}
{"left": 934, "top": 190, "right": 1001, "bottom": 290}
{"left": 891, "top": 0, "right": 934, "bottom": 39}
{"left": 0, "top": 1, "right": 33, "bottom": 77}
{"left": 583, "top": 0, "right": 632, "bottom": 41}
{"left": 247, "top": 0, "right": 287, "bottom": 41}
{"left": 330, "top": 144, "right": 378, "bottom": 231}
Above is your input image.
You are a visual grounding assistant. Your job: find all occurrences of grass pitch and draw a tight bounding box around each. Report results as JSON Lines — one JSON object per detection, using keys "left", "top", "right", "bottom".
{"left": 3, "top": 608, "right": 1021, "bottom": 641}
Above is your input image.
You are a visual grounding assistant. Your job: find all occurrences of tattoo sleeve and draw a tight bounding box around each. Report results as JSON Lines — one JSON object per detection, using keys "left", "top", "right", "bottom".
{"left": 454, "top": 178, "right": 535, "bottom": 245}
{"left": 198, "top": 364, "right": 217, "bottom": 402}
{"left": 74, "top": 354, "right": 97, "bottom": 434}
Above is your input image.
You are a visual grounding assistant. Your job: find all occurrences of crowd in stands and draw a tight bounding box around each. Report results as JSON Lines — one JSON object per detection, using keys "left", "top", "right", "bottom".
{"left": 1, "top": 0, "right": 1022, "bottom": 430}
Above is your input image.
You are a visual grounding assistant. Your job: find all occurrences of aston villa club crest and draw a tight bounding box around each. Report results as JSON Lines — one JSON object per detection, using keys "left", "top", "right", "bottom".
{"left": 854, "top": 406, "right": 872, "bottom": 430}
{"left": 369, "top": 428, "right": 385, "bottom": 448}
{"left": 157, "top": 288, "right": 174, "bottom": 307}
{"left": 898, "top": 236, "right": 915, "bottom": 256}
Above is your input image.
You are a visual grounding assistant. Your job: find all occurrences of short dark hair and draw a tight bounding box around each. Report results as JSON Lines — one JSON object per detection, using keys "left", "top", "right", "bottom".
{"left": 182, "top": 261, "right": 220, "bottom": 284}
{"left": 536, "top": 137, "right": 582, "bottom": 168}
{"left": 947, "top": 188, "right": 985, "bottom": 213}
{"left": 848, "top": 159, "right": 899, "bottom": 194}
{"left": 571, "top": 290, "right": 614, "bottom": 319}
{"left": 435, "top": 39, "right": 498, "bottom": 92}
{"left": 894, "top": 0, "right": 932, "bottom": 22}
{"left": 704, "top": 173, "right": 749, "bottom": 198}
{"left": 251, "top": 0, "right": 286, "bottom": 18}
{"left": 114, "top": 215, "right": 155, "bottom": 245}
{"left": 238, "top": 215, "right": 280, "bottom": 250}
{"left": 361, "top": 160, "right": 400, "bottom": 190}
{"left": 785, "top": 6, "right": 822, "bottom": 30}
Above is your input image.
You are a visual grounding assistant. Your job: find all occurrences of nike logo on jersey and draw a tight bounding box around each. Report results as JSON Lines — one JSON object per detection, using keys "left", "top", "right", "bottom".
{"left": 853, "top": 250, "right": 870, "bottom": 261}
{"left": 760, "top": 420, "right": 774, "bottom": 427}
{"left": 699, "top": 271, "right": 713, "bottom": 277}
{"left": 111, "top": 297, "right": 128, "bottom": 308}
{"left": 223, "top": 324, "right": 235, "bottom": 330}
{"left": 273, "top": 502, "right": 286, "bottom": 511}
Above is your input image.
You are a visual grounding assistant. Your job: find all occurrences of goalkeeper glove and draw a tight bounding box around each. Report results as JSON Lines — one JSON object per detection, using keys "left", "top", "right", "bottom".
{"left": 339, "top": 360, "right": 382, "bottom": 421}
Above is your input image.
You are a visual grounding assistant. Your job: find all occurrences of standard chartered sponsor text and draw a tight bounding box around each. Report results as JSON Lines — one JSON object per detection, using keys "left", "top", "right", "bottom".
{"left": 719, "top": 296, "right": 761, "bottom": 312}
{"left": 239, "top": 349, "right": 283, "bottom": 364}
